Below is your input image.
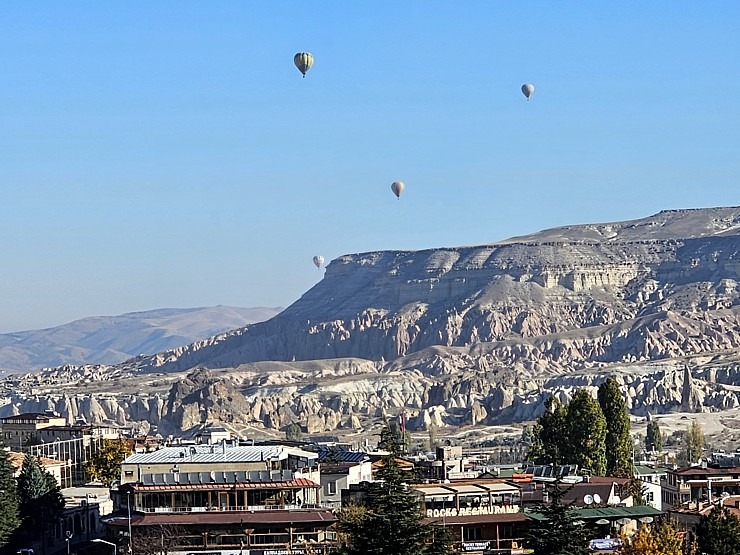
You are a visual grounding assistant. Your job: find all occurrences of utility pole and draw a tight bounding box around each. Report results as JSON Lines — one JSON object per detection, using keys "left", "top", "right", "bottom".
{"left": 127, "top": 490, "right": 133, "bottom": 555}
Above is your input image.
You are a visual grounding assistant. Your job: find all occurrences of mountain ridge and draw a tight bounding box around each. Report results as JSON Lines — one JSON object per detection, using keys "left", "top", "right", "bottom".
{"left": 0, "top": 306, "right": 281, "bottom": 372}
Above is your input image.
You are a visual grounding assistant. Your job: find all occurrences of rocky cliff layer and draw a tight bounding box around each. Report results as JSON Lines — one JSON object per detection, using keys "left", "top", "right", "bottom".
{"left": 3, "top": 207, "right": 740, "bottom": 436}
{"left": 120, "top": 207, "right": 740, "bottom": 372}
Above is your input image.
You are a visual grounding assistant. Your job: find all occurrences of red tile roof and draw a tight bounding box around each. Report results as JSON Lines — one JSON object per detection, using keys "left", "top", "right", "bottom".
{"left": 672, "top": 466, "right": 740, "bottom": 476}
{"left": 105, "top": 510, "right": 337, "bottom": 527}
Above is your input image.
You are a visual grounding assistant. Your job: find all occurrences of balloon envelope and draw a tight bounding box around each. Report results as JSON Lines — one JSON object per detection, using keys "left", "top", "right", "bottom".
{"left": 313, "top": 255, "right": 325, "bottom": 269}
{"left": 521, "top": 83, "right": 535, "bottom": 99}
{"left": 391, "top": 181, "right": 405, "bottom": 199}
{"left": 294, "top": 52, "right": 314, "bottom": 77}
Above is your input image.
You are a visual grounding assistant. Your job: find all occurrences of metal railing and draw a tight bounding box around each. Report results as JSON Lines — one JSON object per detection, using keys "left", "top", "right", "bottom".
{"left": 140, "top": 502, "right": 335, "bottom": 513}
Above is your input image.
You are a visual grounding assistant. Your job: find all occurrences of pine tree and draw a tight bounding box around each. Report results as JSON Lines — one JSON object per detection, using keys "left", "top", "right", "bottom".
{"left": 597, "top": 378, "right": 632, "bottom": 475}
{"left": 339, "top": 425, "right": 452, "bottom": 555}
{"left": 0, "top": 442, "right": 21, "bottom": 549}
{"left": 566, "top": 389, "right": 607, "bottom": 476}
{"left": 17, "top": 455, "right": 64, "bottom": 544}
{"left": 530, "top": 396, "right": 568, "bottom": 465}
{"left": 694, "top": 504, "right": 740, "bottom": 555}
{"left": 525, "top": 483, "right": 590, "bottom": 555}
{"left": 645, "top": 421, "right": 662, "bottom": 453}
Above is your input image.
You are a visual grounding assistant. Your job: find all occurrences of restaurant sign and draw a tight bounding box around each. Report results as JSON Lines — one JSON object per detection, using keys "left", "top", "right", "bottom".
{"left": 426, "top": 505, "right": 520, "bottom": 518}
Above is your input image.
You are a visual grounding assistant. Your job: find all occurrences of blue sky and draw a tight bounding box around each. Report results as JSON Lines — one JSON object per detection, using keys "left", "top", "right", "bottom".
{"left": 1, "top": 2, "right": 739, "bottom": 332}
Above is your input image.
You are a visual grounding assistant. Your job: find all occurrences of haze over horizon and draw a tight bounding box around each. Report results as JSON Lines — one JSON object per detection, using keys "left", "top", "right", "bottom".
{"left": 1, "top": 1, "right": 738, "bottom": 333}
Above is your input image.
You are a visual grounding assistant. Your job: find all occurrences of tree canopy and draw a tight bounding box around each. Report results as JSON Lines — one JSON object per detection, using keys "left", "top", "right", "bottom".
{"left": 16, "top": 455, "right": 64, "bottom": 547}
{"left": 84, "top": 437, "right": 131, "bottom": 486}
{"left": 682, "top": 420, "right": 705, "bottom": 465}
{"left": 338, "top": 425, "right": 454, "bottom": 555}
{"left": 619, "top": 519, "right": 683, "bottom": 555}
{"left": 530, "top": 388, "right": 625, "bottom": 476}
{"left": 528, "top": 396, "right": 567, "bottom": 465}
{"left": 694, "top": 504, "right": 740, "bottom": 555}
{"left": 645, "top": 420, "right": 662, "bottom": 454}
{"left": 565, "top": 390, "right": 607, "bottom": 476}
{"left": 598, "top": 378, "right": 632, "bottom": 475}
{"left": 525, "top": 483, "right": 590, "bottom": 555}
{"left": 0, "top": 442, "right": 20, "bottom": 549}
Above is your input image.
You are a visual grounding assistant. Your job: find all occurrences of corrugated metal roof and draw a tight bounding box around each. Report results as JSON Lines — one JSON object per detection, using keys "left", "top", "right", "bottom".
{"left": 318, "top": 451, "right": 368, "bottom": 463}
{"left": 527, "top": 504, "right": 662, "bottom": 521}
{"left": 123, "top": 445, "right": 317, "bottom": 465}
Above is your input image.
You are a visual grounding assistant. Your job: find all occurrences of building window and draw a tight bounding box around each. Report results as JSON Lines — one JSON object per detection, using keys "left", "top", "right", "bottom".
{"left": 327, "top": 481, "right": 337, "bottom": 495}
{"left": 463, "top": 527, "right": 482, "bottom": 541}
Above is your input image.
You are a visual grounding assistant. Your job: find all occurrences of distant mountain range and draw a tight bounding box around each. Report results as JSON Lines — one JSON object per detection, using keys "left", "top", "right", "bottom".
{"left": 0, "top": 306, "right": 281, "bottom": 372}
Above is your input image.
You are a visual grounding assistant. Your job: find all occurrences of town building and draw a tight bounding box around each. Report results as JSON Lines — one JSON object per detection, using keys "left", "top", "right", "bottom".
{"left": 669, "top": 495, "right": 740, "bottom": 529}
{"left": 317, "top": 450, "right": 372, "bottom": 508}
{"left": 661, "top": 464, "right": 740, "bottom": 510}
{"left": 102, "top": 443, "right": 337, "bottom": 555}
{"left": 413, "top": 479, "right": 526, "bottom": 554}
{"left": 0, "top": 413, "right": 119, "bottom": 486}
{"left": 633, "top": 464, "right": 665, "bottom": 510}
{"left": 0, "top": 412, "right": 67, "bottom": 450}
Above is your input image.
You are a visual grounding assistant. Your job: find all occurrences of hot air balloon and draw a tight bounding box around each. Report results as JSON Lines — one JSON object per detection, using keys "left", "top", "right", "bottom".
{"left": 294, "top": 52, "right": 314, "bottom": 78}
{"left": 313, "top": 255, "right": 325, "bottom": 269}
{"left": 391, "top": 181, "right": 404, "bottom": 199}
{"left": 521, "top": 83, "right": 535, "bottom": 100}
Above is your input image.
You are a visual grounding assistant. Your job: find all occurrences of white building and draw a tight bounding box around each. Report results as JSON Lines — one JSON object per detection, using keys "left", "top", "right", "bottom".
{"left": 633, "top": 464, "right": 666, "bottom": 510}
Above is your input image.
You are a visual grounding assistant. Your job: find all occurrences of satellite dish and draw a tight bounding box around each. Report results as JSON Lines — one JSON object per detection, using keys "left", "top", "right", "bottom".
{"left": 593, "top": 493, "right": 602, "bottom": 504}
{"left": 583, "top": 494, "right": 594, "bottom": 505}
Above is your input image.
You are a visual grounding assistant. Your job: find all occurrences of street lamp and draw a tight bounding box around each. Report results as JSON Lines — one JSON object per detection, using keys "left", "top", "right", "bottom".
{"left": 127, "top": 491, "right": 133, "bottom": 555}
{"left": 92, "top": 539, "right": 117, "bottom": 555}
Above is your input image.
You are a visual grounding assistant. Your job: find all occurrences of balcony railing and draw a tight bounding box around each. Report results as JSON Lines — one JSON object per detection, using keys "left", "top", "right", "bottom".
{"left": 140, "top": 503, "right": 335, "bottom": 513}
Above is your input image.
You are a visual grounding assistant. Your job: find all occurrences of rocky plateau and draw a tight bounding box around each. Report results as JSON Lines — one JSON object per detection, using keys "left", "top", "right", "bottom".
{"left": 4, "top": 207, "right": 740, "bottom": 443}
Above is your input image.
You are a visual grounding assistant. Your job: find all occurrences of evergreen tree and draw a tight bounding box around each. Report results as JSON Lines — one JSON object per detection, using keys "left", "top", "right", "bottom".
{"left": 84, "top": 437, "right": 131, "bottom": 486}
{"left": 597, "top": 378, "right": 632, "bottom": 475}
{"left": 645, "top": 421, "right": 662, "bottom": 454}
{"left": 17, "top": 455, "right": 64, "bottom": 545}
{"left": 682, "top": 420, "right": 705, "bottom": 465}
{"left": 0, "top": 442, "right": 21, "bottom": 549}
{"left": 378, "top": 418, "right": 411, "bottom": 454}
{"left": 526, "top": 422, "right": 545, "bottom": 463}
{"left": 339, "top": 425, "right": 451, "bottom": 555}
{"left": 285, "top": 423, "right": 303, "bottom": 442}
{"left": 694, "top": 504, "right": 740, "bottom": 555}
{"left": 530, "top": 396, "right": 568, "bottom": 465}
{"left": 525, "top": 483, "right": 590, "bottom": 555}
{"left": 566, "top": 389, "right": 607, "bottom": 476}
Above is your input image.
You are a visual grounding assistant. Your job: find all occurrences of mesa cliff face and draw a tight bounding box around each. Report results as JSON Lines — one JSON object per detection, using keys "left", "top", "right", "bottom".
{"left": 3, "top": 207, "right": 740, "bottom": 436}
{"left": 123, "top": 207, "right": 740, "bottom": 371}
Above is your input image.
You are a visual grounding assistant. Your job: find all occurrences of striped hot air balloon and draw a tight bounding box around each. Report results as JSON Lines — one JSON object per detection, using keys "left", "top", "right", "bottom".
{"left": 294, "top": 52, "right": 314, "bottom": 78}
